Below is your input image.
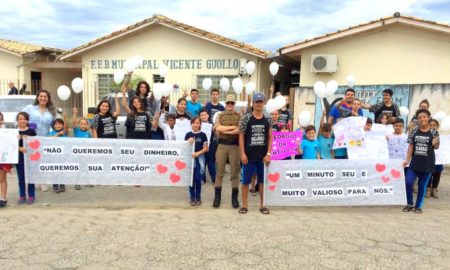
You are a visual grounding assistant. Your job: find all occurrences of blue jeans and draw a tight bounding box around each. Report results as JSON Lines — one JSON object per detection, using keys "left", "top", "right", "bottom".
{"left": 189, "top": 158, "right": 203, "bottom": 201}
{"left": 405, "top": 168, "right": 431, "bottom": 209}
{"left": 202, "top": 142, "right": 216, "bottom": 183}
{"left": 16, "top": 156, "right": 35, "bottom": 198}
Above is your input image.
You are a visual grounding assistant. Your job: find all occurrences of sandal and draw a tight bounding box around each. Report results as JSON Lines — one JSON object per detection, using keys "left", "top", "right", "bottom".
{"left": 414, "top": 208, "right": 422, "bottom": 214}
{"left": 238, "top": 207, "right": 248, "bottom": 214}
{"left": 250, "top": 189, "right": 256, "bottom": 196}
{"left": 259, "top": 207, "right": 270, "bottom": 215}
{"left": 402, "top": 205, "right": 414, "bottom": 212}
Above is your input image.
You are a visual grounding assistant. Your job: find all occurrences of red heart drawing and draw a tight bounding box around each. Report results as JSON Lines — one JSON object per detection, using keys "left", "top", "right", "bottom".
{"left": 28, "top": 140, "right": 40, "bottom": 150}
{"left": 375, "top": 163, "right": 386, "bottom": 173}
{"left": 175, "top": 160, "right": 186, "bottom": 170}
{"left": 268, "top": 173, "right": 280, "bottom": 183}
{"left": 29, "top": 152, "right": 41, "bottom": 161}
{"left": 391, "top": 169, "right": 401, "bottom": 179}
{"left": 381, "top": 176, "right": 390, "bottom": 183}
{"left": 170, "top": 173, "right": 181, "bottom": 183}
{"left": 156, "top": 164, "right": 168, "bottom": 174}
{"left": 268, "top": 185, "right": 276, "bottom": 191}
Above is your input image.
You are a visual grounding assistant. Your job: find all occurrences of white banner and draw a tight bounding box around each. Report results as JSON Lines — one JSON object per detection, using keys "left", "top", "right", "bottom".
{"left": 264, "top": 159, "right": 406, "bottom": 206}
{"left": 0, "top": 129, "right": 18, "bottom": 164}
{"left": 24, "top": 137, "right": 194, "bottom": 186}
{"left": 436, "top": 135, "right": 450, "bottom": 165}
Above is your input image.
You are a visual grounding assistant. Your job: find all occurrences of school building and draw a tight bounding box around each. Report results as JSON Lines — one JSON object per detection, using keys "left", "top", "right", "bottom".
{"left": 277, "top": 14, "right": 450, "bottom": 127}
{"left": 1, "top": 13, "right": 449, "bottom": 124}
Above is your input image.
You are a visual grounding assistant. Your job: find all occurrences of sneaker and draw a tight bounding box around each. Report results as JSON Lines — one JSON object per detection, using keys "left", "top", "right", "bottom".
{"left": 190, "top": 200, "right": 196, "bottom": 206}
{"left": 0, "top": 200, "right": 7, "bottom": 208}
{"left": 425, "top": 189, "right": 431, "bottom": 198}
{"left": 75, "top": 185, "right": 81, "bottom": 190}
{"left": 195, "top": 200, "right": 202, "bottom": 206}
{"left": 27, "top": 197, "right": 35, "bottom": 205}
{"left": 17, "top": 197, "right": 27, "bottom": 205}
{"left": 60, "top": 185, "right": 66, "bottom": 192}
{"left": 250, "top": 189, "right": 257, "bottom": 196}
{"left": 431, "top": 188, "right": 439, "bottom": 199}
{"left": 53, "top": 185, "right": 60, "bottom": 193}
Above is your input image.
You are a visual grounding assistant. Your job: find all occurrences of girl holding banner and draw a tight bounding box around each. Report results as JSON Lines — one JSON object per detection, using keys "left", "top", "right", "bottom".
{"left": 403, "top": 109, "right": 440, "bottom": 214}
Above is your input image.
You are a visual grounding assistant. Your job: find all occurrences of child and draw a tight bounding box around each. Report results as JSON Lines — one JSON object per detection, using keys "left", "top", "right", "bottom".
{"left": 176, "top": 98, "right": 192, "bottom": 120}
{"left": 278, "top": 95, "right": 293, "bottom": 131}
{"left": 299, "top": 125, "right": 320, "bottom": 159}
{"left": 380, "top": 112, "right": 390, "bottom": 125}
{"left": 387, "top": 118, "right": 408, "bottom": 175}
{"left": 158, "top": 113, "right": 177, "bottom": 140}
{"left": 271, "top": 110, "right": 281, "bottom": 132}
{"left": 92, "top": 94, "right": 120, "bottom": 138}
{"left": 199, "top": 110, "right": 216, "bottom": 184}
{"left": 403, "top": 109, "right": 439, "bottom": 214}
{"left": 72, "top": 107, "right": 92, "bottom": 190}
{"left": 426, "top": 119, "right": 443, "bottom": 199}
{"left": 364, "top": 117, "right": 373, "bottom": 132}
{"left": 121, "top": 85, "right": 157, "bottom": 140}
{"left": 16, "top": 112, "right": 37, "bottom": 205}
{"left": 318, "top": 111, "right": 334, "bottom": 159}
{"left": 48, "top": 113, "right": 69, "bottom": 193}
{"left": 185, "top": 117, "right": 208, "bottom": 206}
{"left": 0, "top": 112, "right": 12, "bottom": 208}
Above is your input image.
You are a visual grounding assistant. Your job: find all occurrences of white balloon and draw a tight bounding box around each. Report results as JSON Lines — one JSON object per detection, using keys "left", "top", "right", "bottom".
{"left": 313, "top": 81, "right": 326, "bottom": 98}
{"left": 441, "top": 116, "right": 450, "bottom": 131}
{"left": 71, "top": 77, "right": 84, "bottom": 94}
{"left": 158, "top": 64, "right": 169, "bottom": 78}
{"left": 298, "top": 110, "right": 311, "bottom": 126}
{"left": 220, "top": 78, "right": 230, "bottom": 92}
{"left": 133, "top": 55, "right": 144, "bottom": 68}
{"left": 163, "top": 82, "right": 172, "bottom": 97}
{"left": 269, "top": 62, "right": 279, "bottom": 76}
{"left": 346, "top": 74, "right": 356, "bottom": 87}
{"left": 202, "top": 78, "right": 213, "bottom": 91}
{"left": 325, "top": 80, "right": 339, "bottom": 96}
{"left": 153, "top": 83, "right": 164, "bottom": 100}
{"left": 433, "top": 111, "right": 447, "bottom": 122}
{"left": 245, "top": 61, "right": 256, "bottom": 76}
{"left": 399, "top": 106, "right": 409, "bottom": 116}
{"left": 57, "top": 85, "right": 71, "bottom": 101}
{"left": 245, "top": 82, "right": 256, "bottom": 95}
{"left": 124, "top": 58, "right": 136, "bottom": 73}
{"left": 265, "top": 99, "right": 277, "bottom": 114}
{"left": 232, "top": 78, "right": 243, "bottom": 94}
{"left": 274, "top": 95, "right": 286, "bottom": 110}
{"left": 113, "top": 70, "right": 125, "bottom": 84}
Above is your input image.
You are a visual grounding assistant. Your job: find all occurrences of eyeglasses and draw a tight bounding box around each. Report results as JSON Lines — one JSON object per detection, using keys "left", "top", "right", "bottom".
{"left": 226, "top": 102, "right": 235, "bottom": 105}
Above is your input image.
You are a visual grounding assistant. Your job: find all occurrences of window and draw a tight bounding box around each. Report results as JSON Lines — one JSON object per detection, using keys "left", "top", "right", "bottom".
{"left": 97, "top": 74, "right": 115, "bottom": 100}
{"left": 153, "top": 75, "right": 165, "bottom": 83}
{"left": 196, "top": 75, "right": 236, "bottom": 103}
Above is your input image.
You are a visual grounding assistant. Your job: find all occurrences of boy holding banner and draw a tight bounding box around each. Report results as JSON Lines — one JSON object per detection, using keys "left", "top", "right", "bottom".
{"left": 239, "top": 92, "right": 273, "bottom": 215}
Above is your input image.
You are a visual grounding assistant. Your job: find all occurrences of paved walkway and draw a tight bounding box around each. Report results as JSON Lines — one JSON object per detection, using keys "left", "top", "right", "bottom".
{"left": 0, "top": 168, "right": 449, "bottom": 269}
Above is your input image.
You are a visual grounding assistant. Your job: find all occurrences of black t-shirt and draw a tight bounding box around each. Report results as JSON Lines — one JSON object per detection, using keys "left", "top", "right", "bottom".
{"left": 185, "top": 131, "right": 208, "bottom": 153}
{"left": 370, "top": 103, "right": 399, "bottom": 123}
{"left": 240, "top": 114, "right": 272, "bottom": 161}
{"left": 272, "top": 123, "right": 281, "bottom": 132}
{"left": 205, "top": 102, "right": 225, "bottom": 123}
{"left": 407, "top": 128, "right": 439, "bottom": 173}
{"left": 176, "top": 111, "right": 191, "bottom": 120}
{"left": 19, "top": 128, "right": 36, "bottom": 159}
{"left": 278, "top": 109, "right": 292, "bottom": 126}
{"left": 125, "top": 111, "right": 152, "bottom": 139}
{"left": 93, "top": 114, "right": 117, "bottom": 138}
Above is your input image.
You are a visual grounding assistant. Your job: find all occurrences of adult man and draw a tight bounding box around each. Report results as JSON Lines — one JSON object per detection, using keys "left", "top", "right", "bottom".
{"left": 213, "top": 94, "right": 240, "bottom": 209}
{"left": 185, "top": 89, "right": 203, "bottom": 117}
{"left": 327, "top": 88, "right": 363, "bottom": 125}
{"left": 239, "top": 92, "right": 273, "bottom": 215}
{"left": 8, "top": 82, "right": 18, "bottom": 95}
{"left": 361, "top": 88, "right": 399, "bottom": 124}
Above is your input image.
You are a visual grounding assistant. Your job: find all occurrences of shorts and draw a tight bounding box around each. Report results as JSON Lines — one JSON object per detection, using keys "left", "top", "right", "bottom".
{"left": 0, "top": 164, "right": 12, "bottom": 173}
{"left": 435, "top": 164, "right": 444, "bottom": 173}
{"left": 242, "top": 161, "right": 264, "bottom": 185}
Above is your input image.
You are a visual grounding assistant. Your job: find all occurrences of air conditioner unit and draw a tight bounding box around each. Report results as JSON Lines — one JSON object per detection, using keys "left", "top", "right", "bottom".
{"left": 311, "top": 54, "right": 338, "bottom": 73}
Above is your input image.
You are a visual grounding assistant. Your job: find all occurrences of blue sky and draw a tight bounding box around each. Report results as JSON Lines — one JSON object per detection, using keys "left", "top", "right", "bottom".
{"left": 0, "top": 0, "right": 449, "bottom": 51}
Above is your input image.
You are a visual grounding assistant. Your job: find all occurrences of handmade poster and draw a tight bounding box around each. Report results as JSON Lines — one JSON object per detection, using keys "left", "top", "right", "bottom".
{"left": 265, "top": 159, "right": 406, "bottom": 206}
{"left": 0, "top": 129, "right": 19, "bottom": 164}
{"left": 332, "top": 117, "right": 366, "bottom": 149}
{"left": 435, "top": 135, "right": 450, "bottom": 165}
{"left": 271, "top": 131, "right": 303, "bottom": 160}
{"left": 348, "top": 133, "right": 389, "bottom": 160}
{"left": 387, "top": 134, "right": 408, "bottom": 160}
{"left": 173, "top": 118, "right": 192, "bottom": 141}
{"left": 201, "top": 122, "right": 213, "bottom": 146}
{"left": 24, "top": 137, "right": 194, "bottom": 186}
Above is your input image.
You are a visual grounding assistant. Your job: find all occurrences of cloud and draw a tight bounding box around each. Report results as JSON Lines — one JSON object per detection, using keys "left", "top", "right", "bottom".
{"left": 0, "top": 0, "right": 447, "bottom": 52}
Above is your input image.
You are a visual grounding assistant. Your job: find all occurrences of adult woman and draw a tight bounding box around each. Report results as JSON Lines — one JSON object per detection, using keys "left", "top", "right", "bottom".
{"left": 128, "top": 81, "right": 156, "bottom": 114}
{"left": 23, "top": 90, "right": 55, "bottom": 192}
